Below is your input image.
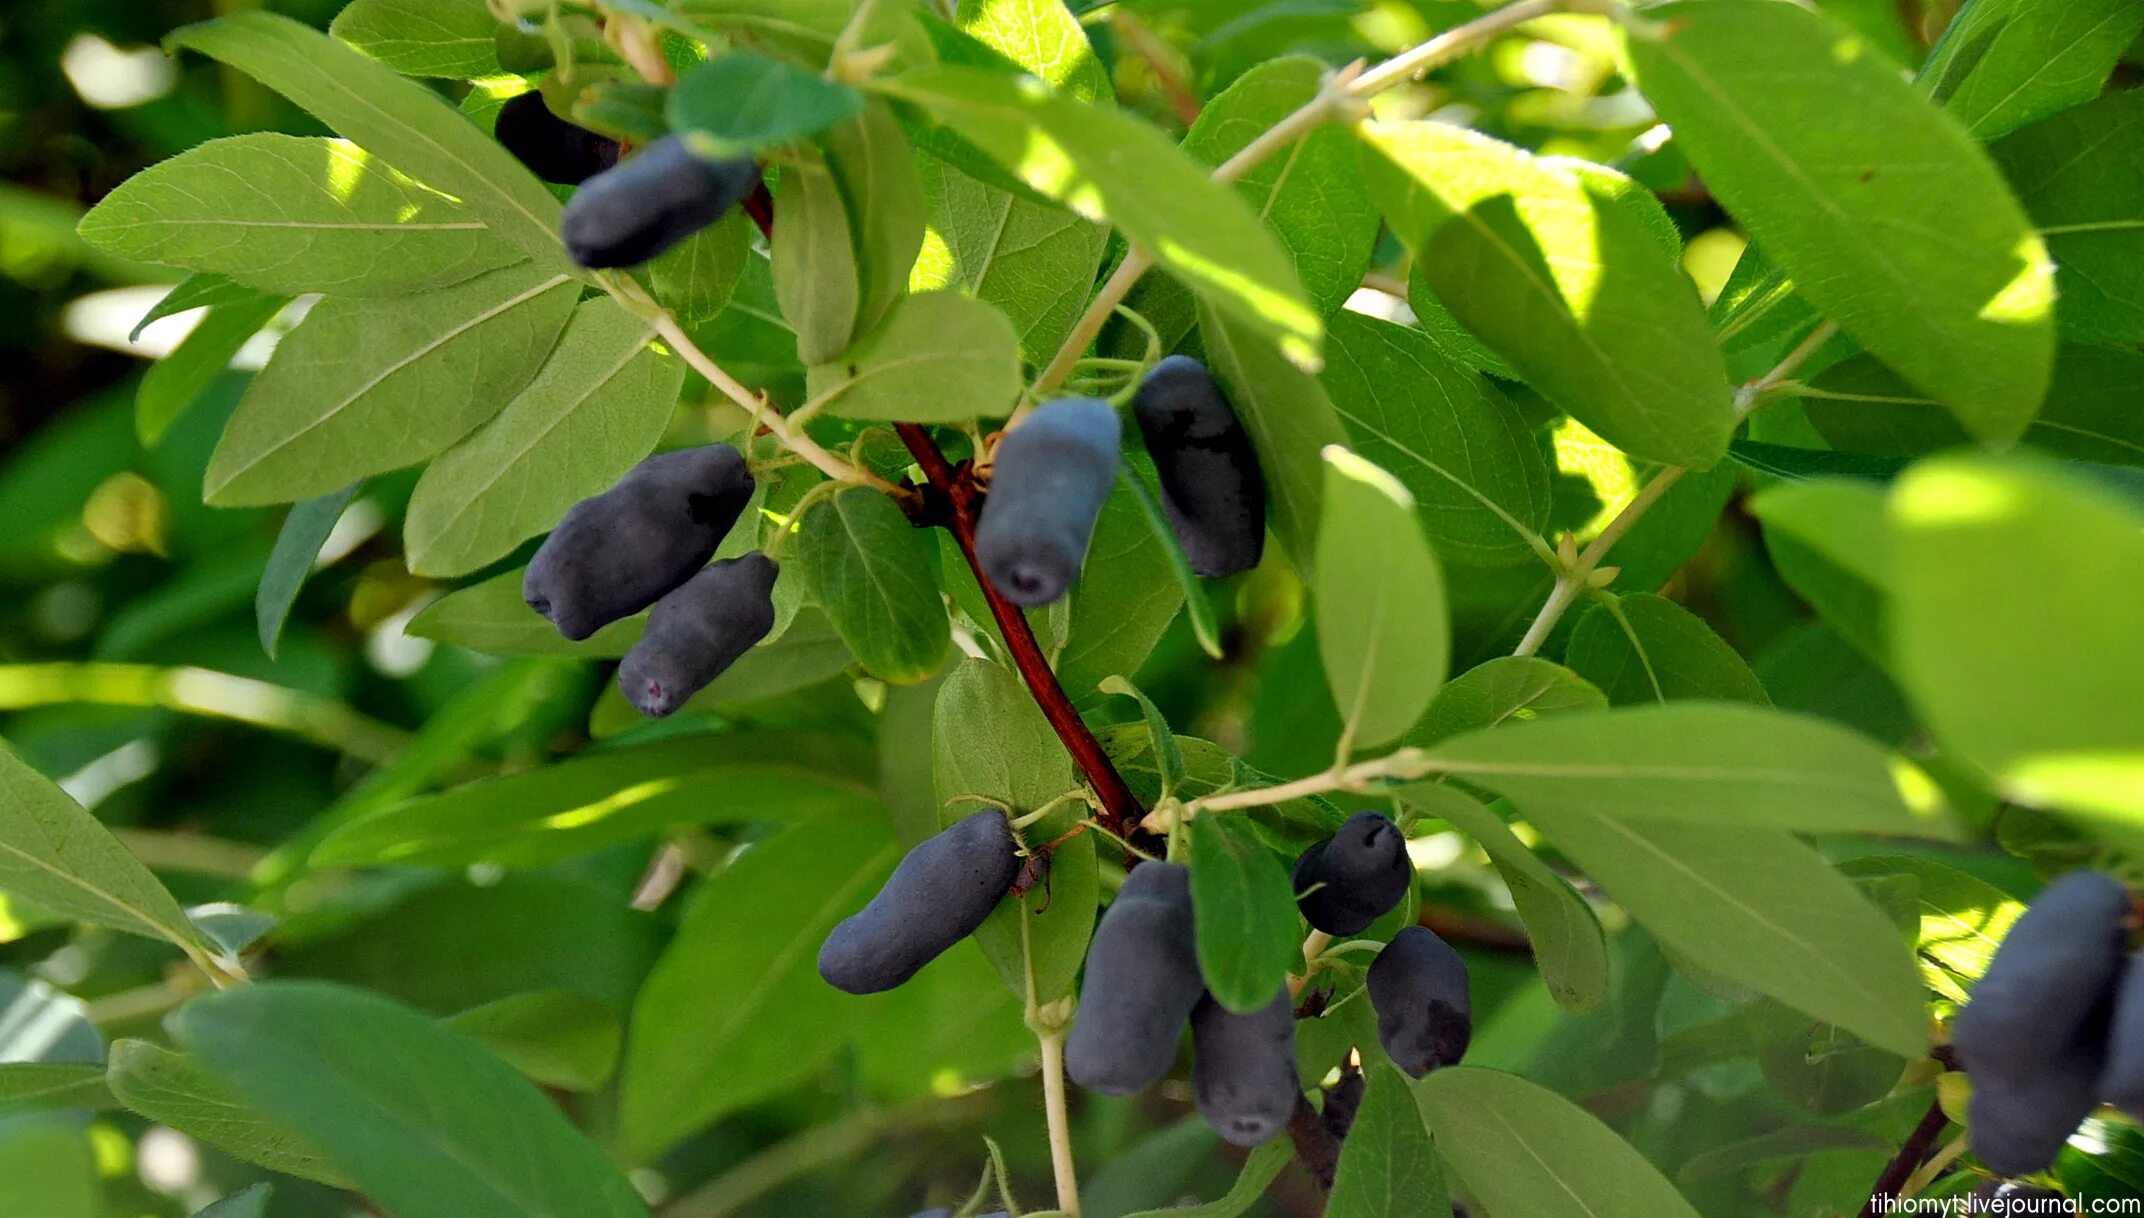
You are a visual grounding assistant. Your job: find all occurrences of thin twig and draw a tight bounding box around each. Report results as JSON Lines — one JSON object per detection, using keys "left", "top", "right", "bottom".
{"left": 1286, "top": 1092, "right": 1344, "bottom": 1191}
{"left": 1149, "top": 749, "right": 1432, "bottom": 830}
{"left": 1111, "top": 9, "right": 1201, "bottom": 126}
{"left": 1510, "top": 318, "right": 1842, "bottom": 656}
{"left": 643, "top": 307, "right": 899, "bottom": 493}
{"left": 1037, "top": 1029, "right": 1083, "bottom": 1215}
{"left": 1856, "top": 1099, "right": 1949, "bottom": 1218}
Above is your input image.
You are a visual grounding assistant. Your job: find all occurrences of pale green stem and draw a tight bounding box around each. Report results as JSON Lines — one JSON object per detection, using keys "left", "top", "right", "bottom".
{"left": 1510, "top": 319, "right": 1842, "bottom": 657}
{"left": 0, "top": 664, "right": 407, "bottom": 765}
{"left": 1037, "top": 1029, "right": 1083, "bottom": 1215}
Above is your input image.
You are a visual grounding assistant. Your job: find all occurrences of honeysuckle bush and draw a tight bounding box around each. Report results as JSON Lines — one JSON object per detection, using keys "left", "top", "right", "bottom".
{"left": 1, "top": 0, "right": 2142, "bottom": 1214}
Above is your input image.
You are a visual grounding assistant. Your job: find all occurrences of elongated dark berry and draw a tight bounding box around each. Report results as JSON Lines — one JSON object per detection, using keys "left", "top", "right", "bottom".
{"left": 1132, "top": 356, "right": 1266, "bottom": 578}
{"left": 2101, "top": 955, "right": 2144, "bottom": 1117}
{"left": 1191, "top": 989, "right": 1299, "bottom": 1147}
{"left": 561, "top": 135, "right": 760, "bottom": 269}
{"left": 1066, "top": 861, "right": 1202, "bottom": 1095}
{"left": 616, "top": 554, "right": 777, "bottom": 718}
{"left": 1367, "top": 926, "right": 1472, "bottom": 1078}
{"left": 975, "top": 397, "right": 1121, "bottom": 607}
{"left": 818, "top": 809, "right": 1022, "bottom": 995}
{"left": 1969, "top": 1047, "right": 2106, "bottom": 1180}
{"left": 1293, "top": 811, "right": 1412, "bottom": 936}
{"left": 496, "top": 91, "right": 619, "bottom": 186}
{"left": 524, "top": 445, "right": 752, "bottom": 640}
{"left": 1954, "top": 869, "right": 2130, "bottom": 1176}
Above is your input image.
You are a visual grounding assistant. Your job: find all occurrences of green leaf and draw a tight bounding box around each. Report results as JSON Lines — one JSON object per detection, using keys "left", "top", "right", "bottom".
{"left": 1623, "top": 1, "right": 2056, "bottom": 444}
{"left": 1408, "top": 657, "right": 1608, "bottom": 748}
{"left": 315, "top": 730, "right": 874, "bottom": 868}
{"left": 1415, "top": 784, "right": 1603, "bottom": 1012}
{"left": 1990, "top": 92, "right": 2144, "bottom": 350}
{"left": 168, "top": 12, "right": 574, "bottom": 271}
{"left": 257, "top": 484, "right": 358, "bottom": 659}
{"left": 796, "top": 486, "right": 950, "bottom": 683}
{"left": 956, "top": 0, "right": 1110, "bottom": 102}
{"left": 194, "top": 1184, "right": 273, "bottom": 1218}
{"left": 131, "top": 272, "right": 255, "bottom": 342}
{"left": 772, "top": 155, "right": 862, "bottom": 365}
{"left": 1417, "top": 1067, "right": 1703, "bottom": 1218}
{"left": 670, "top": 52, "right": 863, "bottom": 159}
{"left": 621, "top": 818, "right": 899, "bottom": 1161}
{"left": 0, "top": 1063, "right": 112, "bottom": 1116}
{"left": 650, "top": 213, "right": 752, "bottom": 326}
{"left": 1801, "top": 347, "right": 2144, "bottom": 468}
{"left": 911, "top": 0, "right": 1110, "bottom": 362}
{"left": 1677, "top": 1125, "right": 1889, "bottom": 1183}
{"left": 1728, "top": 440, "right": 1905, "bottom": 485}
{"left": 444, "top": 990, "right": 621, "bottom": 1092}
{"left": 107, "top": 1040, "right": 349, "bottom": 1187}
{"left": 1120, "top": 1139, "right": 1291, "bottom": 1218}
{"left": 1751, "top": 480, "right": 1893, "bottom": 659}
{"left": 331, "top": 0, "right": 499, "bottom": 78}
{"left": 1319, "top": 311, "right": 1553, "bottom": 566}
{"left": 1101, "top": 676, "right": 1185, "bottom": 800}
{"left": 1359, "top": 120, "right": 1734, "bottom": 469}
{"left": 180, "top": 983, "right": 648, "bottom": 1216}
{"left": 889, "top": 66, "right": 1322, "bottom": 367}
{"left": 1405, "top": 264, "right": 1518, "bottom": 382}
{"left": 916, "top": 158, "right": 1108, "bottom": 366}
{"left": 932, "top": 659, "right": 1094, "bottom": 1005}
{"left": 1887, "top": 456, "right": 2144, "bottom": 820}
{"left": 1195, "top": 295, "right": 1347, "bottom": 574}
{"left": 405, "top": 299, "right": 680, "bottom": 577}
{"left": 1188, "top": 811, "right": 1299, "bottom": 1014}
{"left": 1421, "top": 702, "right": 1950, "bottom": 839}
{"left": 1058, "top": 473, "right": 1200, "bottom": 687}
{"left": 1316, "top": 448, "right": 1449, "bottom": 751}
{"left": 826, "top": 100, "right": 927, "bottom": 343}
{"left": 138, "top": 289, "right": 286, "bottom": 447}
{"left": 206, "top": 262, "right": 579, "bottom": 505}
{"left": 1918, "top": 0, "right": 2144, "bottom": 140}
{"left": 803, "top": 291, "right": 1022, "bottom": 422}
{"left": 79, "top": 135, "right": 520, "bottom": 297}
{"left": 1565, "top": 594, "right": 1771, "bottom": 707}
{"left": 1404, "top": 783, "right": 1607, "bottom": 1011}
{"left": 0, "top": 742, "right": 209, "bottom": 955}
{"left": 1839, "top": 856, "right": 2025, "bottom": 1006}
{"left": 1328, "top": 1060, "right": 1448, "bottom": 1218}
{"left": 1525, "top": 798, "right": 1930, "bottom": 1056}
{"left": 1183, "top": 56, "right": 1380, "bottom": 320}
{"left": 410, "top": 567, "right": 645, "bottom": 659}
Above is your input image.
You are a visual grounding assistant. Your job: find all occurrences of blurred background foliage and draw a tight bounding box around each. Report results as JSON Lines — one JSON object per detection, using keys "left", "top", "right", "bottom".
{"left": 3, "top": 2, "right": 2140, "bottom": 1216}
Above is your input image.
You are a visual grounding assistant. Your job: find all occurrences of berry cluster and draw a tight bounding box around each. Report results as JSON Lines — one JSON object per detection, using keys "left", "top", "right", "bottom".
{"left": 1954, "top": 869, "right": 2144, "bottom": 1178}
{"left": 522, "top": 445, "right": 774, "bottom": 718}
{"left": 824, "top": 804, "right": 1472, "bottom": 1178}
{"left": 501, "top": 71, "right": 1467, "bottom": 1200}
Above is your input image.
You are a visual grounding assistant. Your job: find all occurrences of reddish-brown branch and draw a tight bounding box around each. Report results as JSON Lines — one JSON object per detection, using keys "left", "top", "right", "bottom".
{"left": 1285, "top": 1092, "right": 1343, "bottom": 1192}
{"left": 1857, "top": 1098, "right": 1950, "bottom": 1218}
{"left": 741, "top": 180, "right": 774, "bottom": 241}
{"left": 895, "top": 423, "right": 1145, "bottom": 842}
